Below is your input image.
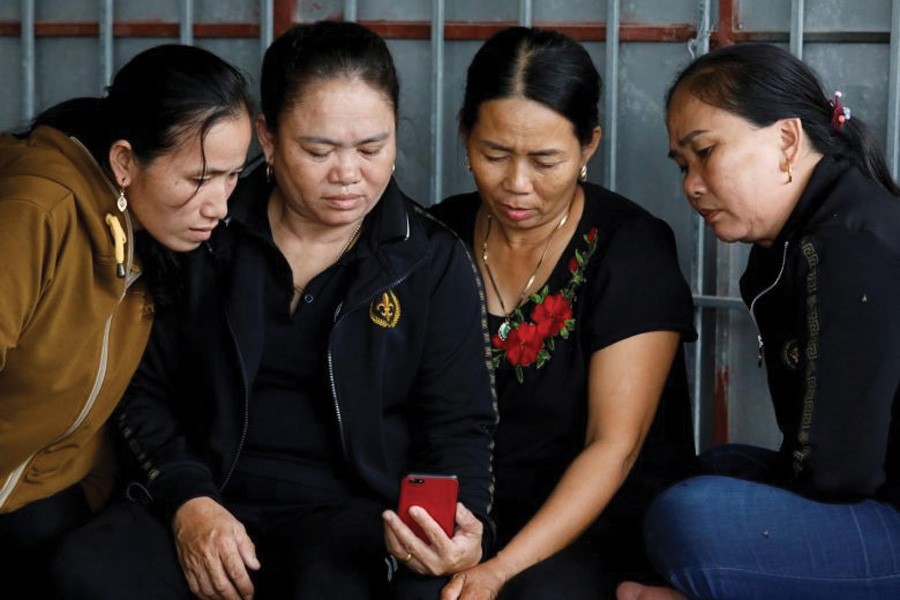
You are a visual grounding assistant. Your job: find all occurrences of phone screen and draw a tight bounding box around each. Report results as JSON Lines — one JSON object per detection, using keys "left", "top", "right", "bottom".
{"left": 397, "top": 473, "right": 458, "bottom": 541}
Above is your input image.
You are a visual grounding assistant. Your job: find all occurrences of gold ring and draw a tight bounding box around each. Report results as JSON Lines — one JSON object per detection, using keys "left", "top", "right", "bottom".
{"left": 402, "top": 551, "right": 413, "bottom": 562}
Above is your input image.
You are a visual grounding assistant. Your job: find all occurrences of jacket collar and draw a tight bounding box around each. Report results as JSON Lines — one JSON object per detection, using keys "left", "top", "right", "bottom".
{"left": 773, "top": 155, "right": 850, "bottom": 245}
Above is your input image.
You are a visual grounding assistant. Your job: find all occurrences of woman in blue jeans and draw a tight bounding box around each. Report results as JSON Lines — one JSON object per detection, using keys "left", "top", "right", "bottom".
{"left": 619, "top": 43, "right": 900, "bottom": 600}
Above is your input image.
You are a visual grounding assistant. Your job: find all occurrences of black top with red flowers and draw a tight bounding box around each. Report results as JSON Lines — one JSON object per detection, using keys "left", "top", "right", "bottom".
{"left": 432, "top": 183, "right": 697, "bottom": 546}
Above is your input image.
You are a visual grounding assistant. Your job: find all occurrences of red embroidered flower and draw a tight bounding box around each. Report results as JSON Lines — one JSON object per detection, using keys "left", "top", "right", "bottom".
{"left": 504, "top": 322, "right": 545, "bottom": 366}
{"left": 531, "top": 293, "right": 572, "bottom": 337}
{"left": 489, "top": 225, "right": 599, "bottom": 382}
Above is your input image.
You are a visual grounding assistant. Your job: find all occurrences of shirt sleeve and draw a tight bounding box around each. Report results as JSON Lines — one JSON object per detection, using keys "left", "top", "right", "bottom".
{"left": 789, "top": 230, "right": 900, "bottom": 500}
{"left": 0, "top": 197, "right": 60, "bottom": 371}
{"left": 408, "top": 227, "right": 498, "bottom": 553}
{"left": 584, "top": 215, "right": 696, "bottom": 353}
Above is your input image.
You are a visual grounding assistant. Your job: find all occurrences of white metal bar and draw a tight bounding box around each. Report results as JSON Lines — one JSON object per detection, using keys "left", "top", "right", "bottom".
{"left": 888, "top": 0, "right": 900, "bottom": 180}
{"left": 430, "top": 0, "right": 445, "bottom": 203}
{"left": 260, "top": 0, "right": 273, "bottom": 59}
{"left": 790, "top": 0, "right": 805, "bottom": 58}
{"left": 181, "top": 0, "right": 194, "bottom": 45}
{"left": 689, "top": 0, "right": 711, "bottom": 56}
{"left": 693, "top": 295, "right": 744, "bottom": 311}
{"left": 345, "top": 0, "right": 358, "bottom": 22}
{"left": 99, "top": 0, "right": 114, "bottom": 91}
{"left": 691, "top": 0, "right": 712, "bottom": 452}
{"left": 603, "top": 0, "right": 619, "bottom": 190}
{"left": 518, "top": 0, "right": 532, "bottom": 27}
{"left": 21, "top": 0, "right": 35, "bottom": 121}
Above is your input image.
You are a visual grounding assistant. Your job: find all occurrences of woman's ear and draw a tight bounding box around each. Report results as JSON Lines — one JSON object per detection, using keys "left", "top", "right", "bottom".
{"left": 581, "top": 126, "right": 603, "bottom": 164}
{"left": 778, "top": 117, "right": 803, "bottom": 165}
{"left": 256, "top": 114, "right": 275, "bottom": 163}
{"left": 108, "top": 140, "right": 135, "bottom": 188}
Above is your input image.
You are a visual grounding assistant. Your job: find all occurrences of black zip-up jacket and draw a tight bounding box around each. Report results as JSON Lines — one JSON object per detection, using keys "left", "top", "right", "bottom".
{"left": 741, "top": 155, "right": 900, "bottom": 509}
{"left": 115, "top": 172, "right": 498, "bottom": 547}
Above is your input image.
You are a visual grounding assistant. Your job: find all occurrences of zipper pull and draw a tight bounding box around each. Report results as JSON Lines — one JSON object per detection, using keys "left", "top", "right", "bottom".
{"left": 105, "top": 214, "right": 127, "bottom": 278}
{"left": 757, "top": 334, "right": 764, "bottom": 367}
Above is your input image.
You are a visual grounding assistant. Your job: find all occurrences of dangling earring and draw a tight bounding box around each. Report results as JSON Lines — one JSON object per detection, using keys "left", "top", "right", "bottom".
{"left": 116, "top": 187, "right": 128, "bottom": 212}
{"left": 392, "top": 163, "right": 396, "bottom": 174}
{"left": 464, "top": 155, "right": 471, "bottom": 171}
{"left": 579, "top": 164, "right": 588, "bottom": 182}
{"left": 787, "top": 162, "right": 794, "bottom": 184}
{"left": 266, "top": 161, "right": 274, "bottom": 183}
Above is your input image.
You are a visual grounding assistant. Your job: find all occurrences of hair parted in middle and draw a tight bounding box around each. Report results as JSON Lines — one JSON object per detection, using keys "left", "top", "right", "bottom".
{"left": 459, "top": 26, "right": 602, "bottom": 146}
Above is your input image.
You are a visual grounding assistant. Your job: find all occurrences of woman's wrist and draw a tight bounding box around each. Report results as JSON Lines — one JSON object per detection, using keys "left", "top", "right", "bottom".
{"left": 487, "top": 550, "right": 521, "bottom": 585}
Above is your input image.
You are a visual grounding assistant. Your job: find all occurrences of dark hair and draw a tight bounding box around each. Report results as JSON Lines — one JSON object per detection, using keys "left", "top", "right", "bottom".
{"left": 30, "top": 44, "right": 253, "bottom": 311}
{"left": 459, "top": 26, "right": 601, "bottom": 146}
{"left": 260, "top": 21, "right": 399, "bottom": 130}
{"left": 667, "top": 43, "right": 900, "bottom": 196}
{"left": 32, "top": 44, "right": 252, "bottom": 173}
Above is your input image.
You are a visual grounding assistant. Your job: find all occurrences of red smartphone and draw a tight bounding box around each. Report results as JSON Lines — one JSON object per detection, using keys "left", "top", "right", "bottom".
{"left": 397, "top": 473, "right": 458, "bottom": 541}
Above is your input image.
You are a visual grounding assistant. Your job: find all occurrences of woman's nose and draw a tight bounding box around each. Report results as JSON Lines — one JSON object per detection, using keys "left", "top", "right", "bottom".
{"left": 503, "top": 160, "right": 532, "bottom": 194}
{"left": 330, "top": 152, "right": 361, "bottom": 185}
{"left": 683, "top": 168, "right": 706, "bottom": 200}
{"left": 201, "top": 181, "right": 231, "bottom": 221}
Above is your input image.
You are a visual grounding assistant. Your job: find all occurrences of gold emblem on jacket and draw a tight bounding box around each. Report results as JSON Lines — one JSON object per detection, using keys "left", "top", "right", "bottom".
{"left": 781, "top": 338, "right": 801, "bottom": 370}
{"left": 370, "top": 290, "right": 401, "bottom": 328}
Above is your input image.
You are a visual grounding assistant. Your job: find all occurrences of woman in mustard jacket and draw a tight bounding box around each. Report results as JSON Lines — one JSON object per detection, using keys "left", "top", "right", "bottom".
{"left": 0, "top": 44, "right": 252, "bottom": 591}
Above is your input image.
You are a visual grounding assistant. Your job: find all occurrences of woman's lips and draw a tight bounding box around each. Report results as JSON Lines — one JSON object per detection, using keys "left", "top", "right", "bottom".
{"left": 498, "top": 204, "right": 532, "bottom": 221}
{"left": 698, "top": 208, "right": 720, "bottom": 222}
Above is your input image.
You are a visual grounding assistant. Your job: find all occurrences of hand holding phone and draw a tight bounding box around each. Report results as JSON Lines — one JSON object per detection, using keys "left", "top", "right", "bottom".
{"left": 397, "top": 473, "right": 458, "bottom": 542}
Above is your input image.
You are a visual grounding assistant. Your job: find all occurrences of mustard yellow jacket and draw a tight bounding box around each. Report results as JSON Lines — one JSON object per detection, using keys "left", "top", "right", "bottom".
{"left": 0, "top": 126, "right": 152, "bottom": 513}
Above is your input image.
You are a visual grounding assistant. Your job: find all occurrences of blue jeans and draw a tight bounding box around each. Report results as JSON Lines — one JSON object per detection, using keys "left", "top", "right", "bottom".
{"left": 643, "top": 445, "right": 900, "bottom": 599}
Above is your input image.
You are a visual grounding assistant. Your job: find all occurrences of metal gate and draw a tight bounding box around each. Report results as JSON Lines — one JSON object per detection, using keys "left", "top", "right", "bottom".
{"left": 4, "top": 0, "right": 899, "bottom": 451}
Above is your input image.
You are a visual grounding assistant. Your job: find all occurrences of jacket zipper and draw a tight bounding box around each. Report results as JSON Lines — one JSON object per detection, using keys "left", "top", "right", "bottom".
{"left": 219, "top": 312, "right": 251, "bottom": 492}
{"left": 327, "top": 265, "right": 423, "bottom": 461}
{"left": 0, "top": 196, "right": 139, "bottom": 509}
{"left": 748, "top": 240, "right": 790, "bottom": 367}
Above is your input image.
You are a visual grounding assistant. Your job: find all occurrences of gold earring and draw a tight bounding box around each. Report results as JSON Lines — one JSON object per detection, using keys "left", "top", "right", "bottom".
{"left": 787, "top": 162, "right": 793, "bottom": 184}
{"left": 116, "top": 187, "right": 128, "bottom": 212}
{"left": 464, "top": 155, "right": 471, "bottom": 171}
{"left": 579, "top": 165, "right": 588, "bottom": 182}
{"left": 266, "top": 161, "right": 274, "bottom": 182}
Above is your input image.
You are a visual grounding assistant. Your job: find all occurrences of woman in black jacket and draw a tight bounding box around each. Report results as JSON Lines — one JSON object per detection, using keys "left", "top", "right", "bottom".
{"left": 620, "top": 43, "right": 900, "bottom": 600}
{"left": 51, "top": 21, "right": 496, "bottom": 600}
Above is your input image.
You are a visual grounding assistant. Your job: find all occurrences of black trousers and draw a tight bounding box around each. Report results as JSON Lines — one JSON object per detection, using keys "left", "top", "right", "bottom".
{"left": 50, "top": 496, "right": 447, "bottom": 599}
{"left": 491, "top": 499, "right": 664, "bottom": 600}
{"left": 0, "top": 484, "right": 93, "bottom": 600}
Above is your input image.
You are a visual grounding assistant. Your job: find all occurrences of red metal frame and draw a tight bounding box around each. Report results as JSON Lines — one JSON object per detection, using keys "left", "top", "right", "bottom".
{"left": 0, "top": 1, "right": 881, "bottom": 45}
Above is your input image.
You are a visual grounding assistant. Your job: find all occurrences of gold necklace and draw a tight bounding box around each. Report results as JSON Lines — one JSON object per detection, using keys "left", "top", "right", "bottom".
{"left": 481, "top": 202, "right": 571, "bottom": 340}
{"left": 291, "top": 220, "right": 363, "bottom": 295}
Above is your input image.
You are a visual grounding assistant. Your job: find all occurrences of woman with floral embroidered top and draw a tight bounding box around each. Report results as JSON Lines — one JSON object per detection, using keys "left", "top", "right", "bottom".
{"left": 431, "top": 27, "right": 697, "bottom": 600}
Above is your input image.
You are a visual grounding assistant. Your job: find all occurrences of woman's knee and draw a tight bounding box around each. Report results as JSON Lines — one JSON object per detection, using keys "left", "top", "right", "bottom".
{"left": 643, "top": 476, "right": 741, "bottom": 568}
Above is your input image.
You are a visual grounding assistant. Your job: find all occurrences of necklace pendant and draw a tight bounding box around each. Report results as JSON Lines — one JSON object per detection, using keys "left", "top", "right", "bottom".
{"left": 498, "top": 320, "right": 511, "bottom": 341}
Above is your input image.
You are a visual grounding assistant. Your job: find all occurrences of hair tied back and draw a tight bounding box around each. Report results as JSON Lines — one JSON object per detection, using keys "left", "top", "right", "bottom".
{"left": 830, "top": 91, "right": 851, "bottom": 131}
